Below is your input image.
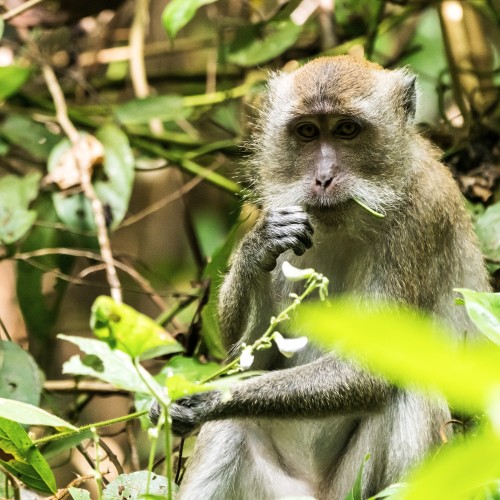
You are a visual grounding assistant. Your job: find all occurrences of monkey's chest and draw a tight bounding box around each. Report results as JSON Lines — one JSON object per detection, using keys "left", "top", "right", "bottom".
{"left": 252, "top": 416, "right": 359, "bottom": 481}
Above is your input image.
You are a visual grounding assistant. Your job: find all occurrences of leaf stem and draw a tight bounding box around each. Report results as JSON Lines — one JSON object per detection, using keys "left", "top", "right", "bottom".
{"left": 132, "top": 358, "right": 173, "bottom": 500}
{"left": 91, "top": 428, "right": 103, "bottom": 499}
{"left": 352, "top": 197, "right": 385, "bottom": 218}
{"left": 32, "top": 410, "right": 148, "bottom": 446}
{"left": 201, "top": 268, "right": 328, "bottom": 384}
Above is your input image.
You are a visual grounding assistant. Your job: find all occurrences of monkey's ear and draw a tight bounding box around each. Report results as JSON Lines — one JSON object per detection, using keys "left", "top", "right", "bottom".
{"left": 400, "top": 73, "right": 417, "bottom": 122}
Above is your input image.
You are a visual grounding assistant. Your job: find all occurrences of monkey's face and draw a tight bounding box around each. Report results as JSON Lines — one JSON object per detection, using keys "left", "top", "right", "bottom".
{"left": 253, "top": 56, "right": 417, "bottom": 225}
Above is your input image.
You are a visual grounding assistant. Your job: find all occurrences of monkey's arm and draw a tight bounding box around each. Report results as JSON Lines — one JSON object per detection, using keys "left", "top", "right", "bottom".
{"left": 166, "top": 356, "right": 391, "bottom": 436}
{"left": 218, "top": 206, "right": 313, "bottom": 348}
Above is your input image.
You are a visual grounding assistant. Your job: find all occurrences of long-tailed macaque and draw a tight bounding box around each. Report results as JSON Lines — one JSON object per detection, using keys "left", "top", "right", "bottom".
{"left": 151, "top": 56, "right": 489, "bottom": 499}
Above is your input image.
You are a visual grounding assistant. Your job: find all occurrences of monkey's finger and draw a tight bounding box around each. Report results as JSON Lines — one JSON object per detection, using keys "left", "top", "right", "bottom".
{"left": 292, "top": 243, "right": 308, "bottom": 256}
{"left": 170, "top": 404, "right": 197, "bottom": 436}
{"left": 268, "top": 222, "right": 308, "bottom": 237}
{"left": 275, "top": 205, "right": 305, "bottom": 214}
{"left": 276, "top": 236, "right": 309, "bottom": 256}
{"left": 285, "top": 223, "right": 314, "bottom": 248}
{"left": 149, "top": 400, "right": 162, "bottom": 424}
{"left": 291, "top": 235, "right": 311, "bottom": 255}
{"left": 268, "top": 212, "right": 309, "bottom": 227}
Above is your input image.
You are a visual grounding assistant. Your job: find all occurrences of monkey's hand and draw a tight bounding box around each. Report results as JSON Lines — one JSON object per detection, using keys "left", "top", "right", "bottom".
{"left": 149, "top": 392, "right": 220, "bottom": 437}
{"left": 170, "top": 392, "right": 220, "bottom": 436}
{"left": 247, "top": 206, "right": 314, "bottom": 272}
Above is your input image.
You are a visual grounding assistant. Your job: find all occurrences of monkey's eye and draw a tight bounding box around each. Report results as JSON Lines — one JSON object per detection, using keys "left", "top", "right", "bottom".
{"left": 334, "top": 120, "right": 360, "bottom": 139}
{"left": 295, "top": 123, "right": 319, "bottom": 140}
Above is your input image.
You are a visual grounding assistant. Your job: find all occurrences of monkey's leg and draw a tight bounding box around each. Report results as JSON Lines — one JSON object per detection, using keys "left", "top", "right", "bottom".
{"left": 319, "top": 392, "right": 450, "bottom": 499}
{"left": 179, "top": 420, "right": 315, "bottom": 500}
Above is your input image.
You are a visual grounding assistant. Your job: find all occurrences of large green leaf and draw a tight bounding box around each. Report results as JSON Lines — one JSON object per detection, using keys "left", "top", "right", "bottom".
{"left": 226, "top": 19, "right": 302, "bottom": 67}
{"left": 91, "top": 296, "right": 183, "bottom": 359}
{"left": 0, "top": 172, "right": 40, "bottom": 207}
{"left": 403, "top": 429, "right": 500, "bottom": 500}
{"left": 0, "top": 115, "right": 60, "bottom": 161}
{"left": 0, "top": 66, "right": 31, "bottom": 100}
{"left": 0, "top": 417, "right": 56, "bottom": 494}
{"left": 293, "top": 300, "right": 500, "bottom": 414}
{"left": 369, "top": 483, "right": 406, "bottom": 499}
{"left": 157, "top": 355, "right": 220, "bottom": 382}
{"left": 103, "top": 471, "right": 172, "bottom": 499}
{"left": 115, "top": 95, "right": 191, "bottom": 125}
{"left": 42, "top": 429, "right": 93, "bottom": 461}
{"left": 456, "top": 289, "right": 500, "bottom": 345}
{"left": 200, "top": 223, "right": 239, "bottom": 359}
{"left": 335, "top": 0, "right": 381, "bottom": 38}
{"left": 162, "top": 0, "right": 217, "bottom": 39}
{"left": 135, "top": 357, "right": 256, "bottom": 419}
{"left": 154, "top": 356, "right": 218, "bottom": 400}
{"left": 0, "top": 399, "right": 76, "bottom": 430}
{"left": 475, "top": 202, "right": 500, "bottom": 268}
{"left": 60, "top": 335, "right": 149, "bottom": 394}
{"left": 69, "top": 487, "right": 91, "bottom": 500}
{"left": 0, "top": 341, "right": 42, "bottom": 407}
{"left": 50, "top": 125, "right": 134, "bottom": 232}
{"left": 0, "top": 172, "right": 40, "bottom": 245}
{"left": 16, "top": 194, "right": 75, "bottom": 344}
{"left": 0, "top": 206, "right": 36, "bottom": 245}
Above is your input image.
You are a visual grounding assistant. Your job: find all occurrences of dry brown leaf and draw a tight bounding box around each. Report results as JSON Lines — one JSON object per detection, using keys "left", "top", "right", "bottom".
{"left": 43, "top": 134, "right": 105, "bottom": 190}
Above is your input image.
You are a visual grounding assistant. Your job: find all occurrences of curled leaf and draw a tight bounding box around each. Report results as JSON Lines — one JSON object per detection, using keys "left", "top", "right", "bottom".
{"left": 91, "top": 296, "right": 183, "bottom": 359}
{"left": 43, "top": 134, "right": 104, "bottom": 190}
{"left": 272, "top": 332, "right": 308, "bottom": 358}
{"left": 281, "top": 261, "right": 315, "bottom": 282}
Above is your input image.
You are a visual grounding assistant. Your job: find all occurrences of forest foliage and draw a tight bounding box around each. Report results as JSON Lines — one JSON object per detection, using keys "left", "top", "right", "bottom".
{"left": 0, "top": 0, "right": 499, "bottom": 498}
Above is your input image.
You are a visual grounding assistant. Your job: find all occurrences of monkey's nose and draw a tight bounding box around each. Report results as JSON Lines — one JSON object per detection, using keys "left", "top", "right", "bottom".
{"left": 315, "top": 176, "right": 334, "bottom": 189}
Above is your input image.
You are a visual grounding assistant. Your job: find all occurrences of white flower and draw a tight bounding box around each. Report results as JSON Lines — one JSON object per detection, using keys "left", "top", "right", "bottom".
{"left": 281, "top": 261, "right": 315, "bottom": 282}
{"left": 148, "top": 427, "right": 159, "bottom": 439}
{"left": 239, "top": 346, "right": 255, "bottom": 370}
{"left": 272, "top": 331, "right": 308, "bottom": 358}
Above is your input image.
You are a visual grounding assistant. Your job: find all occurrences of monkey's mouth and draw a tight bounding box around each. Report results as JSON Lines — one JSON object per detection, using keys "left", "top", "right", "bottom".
{"left": 303, "top": 192, "right": 352, "bottom": 212}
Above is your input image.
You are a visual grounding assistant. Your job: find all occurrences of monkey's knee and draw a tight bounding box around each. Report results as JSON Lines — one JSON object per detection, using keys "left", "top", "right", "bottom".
{"left": 180, "top": 420, "right": 313, "bottom": 500}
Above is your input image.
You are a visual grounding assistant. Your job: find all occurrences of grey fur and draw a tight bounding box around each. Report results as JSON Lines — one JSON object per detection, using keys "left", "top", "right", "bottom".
{"left": 170, "top": 57, "right": 489, "bottom": 499}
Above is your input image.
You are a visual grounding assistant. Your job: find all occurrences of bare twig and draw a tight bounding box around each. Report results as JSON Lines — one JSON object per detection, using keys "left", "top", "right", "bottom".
{"left": 2, "top": 0, "right": 47, "bottom": 21}
{"left": 99, "top": 438, "right": 125, "bottom": 476}
{"left": 0, "top": 465, "right": 21, "bottom": 500}
{"left": 52, "top": 475, "right": 95, "bottom": 500}
{"left": 175, "top": 438, "right": 185, "bottom": 484}
{"left": 14, "top": 247, "right": 166, "bottom": 310}
{"left": 77, "top": 442, "right": 110, "bottom": 485}
{"left": 126, "top": 419, "right": 141, "bottom": 471}
{"left": 0, "top": 316, "right": 12, "bottom": 341}
{"left": 205, "top": 3, "right": 219, "bottom": 94}
{"left": 33, "top": 220, "right": 97, "bottom": 237}
{"left": 130, "top": 0, "right": 163, "bottom": 134}
{"left": 78, "top": 37, "right": 215, "bottom": 67}
{"left": 41, "top": 64, "right": 123, "bottom": 303}
{"left": 44, "top": 380, "right": 129, "bottom": 395}
{"left": 130, "top": 0, "right": 150, "bottom": 98}
{"left": 79, "top": 261, "right": 167, "bottom": 310}
{"left": 119, "top": 172, "right": 208, "bottom": 228}
{"left": 40, "top": 65, "right": 79, "bottom": 141}
{"left": 16, "top": 247, "right": 111, "bottom": 261}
